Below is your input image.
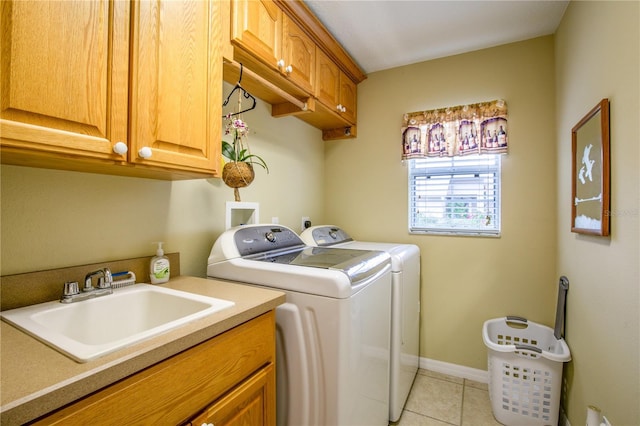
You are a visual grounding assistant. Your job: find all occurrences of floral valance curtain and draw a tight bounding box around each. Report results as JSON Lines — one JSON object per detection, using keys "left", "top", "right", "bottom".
{"left": 401, "top": 99, "right": 508, "bottom": 160}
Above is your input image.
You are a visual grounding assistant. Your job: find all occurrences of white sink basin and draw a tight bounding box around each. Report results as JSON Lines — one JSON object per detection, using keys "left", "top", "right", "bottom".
{"left": 0, "top": 284, "right": 234, "bottom": 363}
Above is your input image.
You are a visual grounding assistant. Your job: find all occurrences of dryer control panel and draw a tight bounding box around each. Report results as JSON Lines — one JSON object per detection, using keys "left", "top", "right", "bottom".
{"left": 311, "top": 226, "right": 353, "bottom": 246}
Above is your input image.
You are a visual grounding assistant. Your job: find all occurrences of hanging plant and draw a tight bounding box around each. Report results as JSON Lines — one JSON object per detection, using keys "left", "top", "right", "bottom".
{"left": 221, "top": 114, "right": 269, "bottom": 201}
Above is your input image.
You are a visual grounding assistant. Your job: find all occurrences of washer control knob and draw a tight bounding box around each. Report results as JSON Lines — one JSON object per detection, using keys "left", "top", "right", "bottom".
{"left": 265, "top": 232, "right": 276, "bottom": 243}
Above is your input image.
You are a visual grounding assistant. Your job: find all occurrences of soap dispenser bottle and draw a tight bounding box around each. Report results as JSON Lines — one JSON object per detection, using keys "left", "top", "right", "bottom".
{"left": 150, "top": 242, "right": 170, "bottom": 284}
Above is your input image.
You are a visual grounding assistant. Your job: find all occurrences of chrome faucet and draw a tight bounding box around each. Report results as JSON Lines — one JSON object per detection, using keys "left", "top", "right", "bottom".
{"left": 84, "top": 267, "right": 113, "bottom": 292}
{"left": 61, "top": 267, "right": 113, "bottom": 303}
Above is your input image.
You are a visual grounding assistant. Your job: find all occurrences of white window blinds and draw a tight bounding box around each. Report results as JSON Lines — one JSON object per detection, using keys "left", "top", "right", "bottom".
{"left": 409, "top": 154, "right": 501, "bottom": 236}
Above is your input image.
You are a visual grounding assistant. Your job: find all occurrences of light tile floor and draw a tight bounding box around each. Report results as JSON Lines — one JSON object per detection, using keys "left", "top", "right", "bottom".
{"left": 391, "top": 369, "right": 503, "bottom": 426}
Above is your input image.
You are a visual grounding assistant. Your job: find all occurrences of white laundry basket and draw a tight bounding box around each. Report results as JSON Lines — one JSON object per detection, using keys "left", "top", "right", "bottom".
{"left": 482, "top": 316, "right": 571, "bottom": 426}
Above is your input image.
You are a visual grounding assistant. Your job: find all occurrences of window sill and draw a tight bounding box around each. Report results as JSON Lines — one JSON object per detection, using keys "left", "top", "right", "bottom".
{"left": 409, "top": 229, "right": 501, "bottom": 238}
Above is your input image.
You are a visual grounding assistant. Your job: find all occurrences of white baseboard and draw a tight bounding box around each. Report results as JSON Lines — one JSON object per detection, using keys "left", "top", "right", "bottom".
{"left": 419, "top": 357, "right": 489, "bottom": 384}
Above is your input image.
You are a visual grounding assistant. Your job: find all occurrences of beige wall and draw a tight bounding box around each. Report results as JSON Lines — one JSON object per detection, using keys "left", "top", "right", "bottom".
{"left": 324, "top": 36, "right": 559, "bottom": 369}
{"left": 0, "top": 89, "right": 325, "bottom": 277}
{"left": 555, "top": 1, "right": 639, "bottom": 425}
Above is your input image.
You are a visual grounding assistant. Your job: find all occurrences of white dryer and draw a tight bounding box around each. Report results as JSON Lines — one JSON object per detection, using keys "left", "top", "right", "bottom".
{"left": 300, "top": 225, "right": 421, "bottom": 422}
{"left": 207, "top": 224, "right": 392, "bottom": 426}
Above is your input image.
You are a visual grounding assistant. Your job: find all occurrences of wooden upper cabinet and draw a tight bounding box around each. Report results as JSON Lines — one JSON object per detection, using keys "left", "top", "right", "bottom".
{"left": 226, "top": 0, "right": 365, "bottom": 139}
{"left": 339, "top": 75, "right": 357, "bottom": 124}
{"left": 1, "top": 0, "right": 222, "bottom": 179}
{"left": 281, "top": 15, "right": 315, "bottom": 93}
{"left": 316, "top": 49, "right": 340, "bottom": 112}
{"left": 129, "top": 0, "right": 221, "bottom": 174}
{"left": 316, "top": 48, "right": 356, "bottom": 125}
{"left": 0, "top": 0, "right": 130, "bottom": 160}
{"left": 231, "top": 0, "right": 282, "bottom": 69}
{"left": 231, "top": 0, "right": 314, "bottom": 93}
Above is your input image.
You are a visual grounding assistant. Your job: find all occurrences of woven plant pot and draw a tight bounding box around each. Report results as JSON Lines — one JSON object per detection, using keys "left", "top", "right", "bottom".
{"left": 222, "top": 162, "right": 255, "bottom": 187}
{"left": 222, "top": 162, "right": 255, "bottom": 201}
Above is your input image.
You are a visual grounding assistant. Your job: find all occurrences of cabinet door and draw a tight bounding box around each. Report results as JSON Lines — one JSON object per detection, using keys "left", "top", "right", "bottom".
{"left": 231, "top": 0, "right": 282, "bottom": 70}
{"left": 129, "top": 0, "right": 221, "bottom": 175}
{"left": 0, "top": 0, "right": 129, "bottom": 159}
{"left": 281, "top": 15, "right": 315, "bottom": 93}
{"left": 188, "top": 364, "right": 275, "bottom": 426}
{"left": 339, "top": 74, "right": 357, "bottom": 125}
{"left": 316, "top": 49, "right": 356, "bottom": 125}
{"left": 315, "top": 49, "right": 340, "bottom": 111}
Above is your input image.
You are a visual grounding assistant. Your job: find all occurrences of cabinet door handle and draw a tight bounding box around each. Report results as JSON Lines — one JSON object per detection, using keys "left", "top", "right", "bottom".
{"left": 113, "top": 142, "right": 128, "bottom": 155}
{"left": 337, "top": 104, "right": 346, "bottom": 113}
{"left": 285, "top": 65, "right": 292, "bottom": 74}
{"left": 138, "top": 146, "right": 153, "bottom": 159}
{"left": 276, "top": 59, "right": 285, "bottom": 69}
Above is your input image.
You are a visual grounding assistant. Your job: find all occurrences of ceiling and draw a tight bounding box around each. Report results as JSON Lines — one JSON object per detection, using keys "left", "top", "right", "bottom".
{"left": 303, "top": 0, "right": 569, "bottom": 74}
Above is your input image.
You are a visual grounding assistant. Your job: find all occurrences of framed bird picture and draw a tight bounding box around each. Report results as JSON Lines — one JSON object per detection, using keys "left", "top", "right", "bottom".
{"left": 571, "top": 99, "right": 610, "bottom": 236}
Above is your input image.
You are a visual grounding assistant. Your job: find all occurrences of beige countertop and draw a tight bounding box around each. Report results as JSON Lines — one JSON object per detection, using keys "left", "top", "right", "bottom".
{"left": 0, "top": 276, "right": 285, "bottom": 425}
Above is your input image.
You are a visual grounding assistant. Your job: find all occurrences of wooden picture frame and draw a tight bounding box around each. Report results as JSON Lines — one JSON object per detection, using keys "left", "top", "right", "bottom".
{"left": 571, "top": 99, "right": 610, "bottom": 236}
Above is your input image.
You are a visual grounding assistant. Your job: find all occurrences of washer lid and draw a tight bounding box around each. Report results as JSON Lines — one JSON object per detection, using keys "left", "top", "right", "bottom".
{"left": 245, "top": 246, "right": 389, "bottom": 284}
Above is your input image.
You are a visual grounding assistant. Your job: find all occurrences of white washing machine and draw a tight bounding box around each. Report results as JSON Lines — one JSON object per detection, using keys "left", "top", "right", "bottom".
{"left": 300, "top": 225, "right": 421, "bottom": 422}
{"left": 207, "top": 224, "right": 392, "bottom": 426}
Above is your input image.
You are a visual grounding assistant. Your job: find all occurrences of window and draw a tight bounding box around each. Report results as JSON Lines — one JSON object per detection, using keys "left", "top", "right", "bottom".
{"left": 408, "top": 154, "right": 501, "bottom": 236}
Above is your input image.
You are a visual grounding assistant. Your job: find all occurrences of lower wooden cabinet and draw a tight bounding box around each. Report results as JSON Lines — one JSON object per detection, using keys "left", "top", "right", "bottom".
{"left": 33, "top": 311, "right": 276, "bottom": 426}
{"left": 186, "top": 364, "right": 275, "bottom": 426}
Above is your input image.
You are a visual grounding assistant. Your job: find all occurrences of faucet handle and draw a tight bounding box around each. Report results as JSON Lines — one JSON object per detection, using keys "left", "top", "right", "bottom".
{"left": 96, "top": 268, "right": 113, "bottom": 289}
{"left": 63, "top": 281, "right": 80, "bottom": 296}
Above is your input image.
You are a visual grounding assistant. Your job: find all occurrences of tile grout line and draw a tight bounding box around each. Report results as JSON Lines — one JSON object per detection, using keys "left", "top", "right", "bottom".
{"left": 459, "top": 380, "right": 466, "bottom": 426}
{"left": 400, "top": 408, "right": 459, "bottom": 426}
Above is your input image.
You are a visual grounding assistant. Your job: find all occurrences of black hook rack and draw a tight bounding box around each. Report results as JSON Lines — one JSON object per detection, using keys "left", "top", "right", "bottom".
{"left": 222, "top": 63, "right": 257, "bottom": 117}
